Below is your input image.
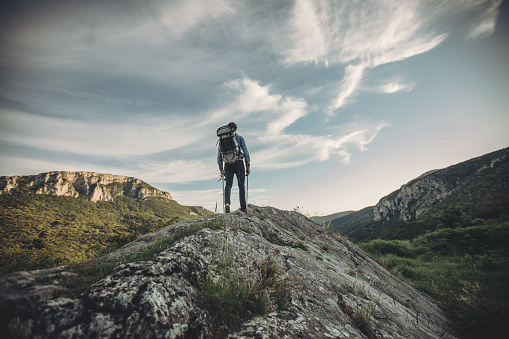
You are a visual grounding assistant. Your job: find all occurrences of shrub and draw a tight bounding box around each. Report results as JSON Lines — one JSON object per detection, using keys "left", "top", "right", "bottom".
{"left": 358, "top": 222, "right": 509, "bottom": 339}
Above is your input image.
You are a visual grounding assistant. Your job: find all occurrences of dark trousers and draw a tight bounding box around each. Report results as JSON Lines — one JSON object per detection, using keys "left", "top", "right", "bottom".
{"left": 224, "top": 160, "right": 246, "bottom": 211}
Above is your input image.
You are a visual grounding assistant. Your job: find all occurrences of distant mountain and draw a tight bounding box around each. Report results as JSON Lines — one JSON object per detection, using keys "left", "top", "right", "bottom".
{"left": 328, "top": 206, "right": 374, "bottom": 235}
{"left": 0, "top": 171, "right": 213, "bottom": 274}
{"left": 0, "top": 171, "right": 173, "bottom": 202}
{"left": 374, "top": 147, "right": 509, "bottom": 223}
{"left": 310, "top": 210, "right": 355, "bottom": 224}
{"left": 330, "top": 146, "right": 509, "bottom": 242}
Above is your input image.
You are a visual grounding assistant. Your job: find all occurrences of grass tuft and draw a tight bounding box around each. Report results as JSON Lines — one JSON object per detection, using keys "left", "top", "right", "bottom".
{"left": 199, "top": 257, "right": 292, "bottom": 330}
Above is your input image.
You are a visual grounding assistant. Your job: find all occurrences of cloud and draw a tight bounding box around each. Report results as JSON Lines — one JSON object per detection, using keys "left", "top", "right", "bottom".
{"left": 283, "top": 0, "right": 327, "bottom": 65}
{"left": 257, "top": 120, "right": 389, "bottom": 168}
{"left": 279, "top": 0, "right": 447, "bottom": 113}
{"left": 223, "top": 78, "right": 282, "bottom": 113}
{"left": 328, "top": 64, "right": 366, "bottom": 114}
{"left": 266, "top": 98, "right": 308, "bottom": 135}
{"left": 316, "top": 0, "right": 502, "bottom": 113}
{"left": 335, "top": 1, "right": 447, "bottom": 67}
{"left": 0, "top": 110, "right": 202, "bottom": 157}
{"left": 368, "top": 79, "right": 414, "bottom": 94}
{"left": 214, "top": 77, "right": 308, "bottom": 135}
{"left": 131, "top": 0, "right": 235, "bottom": 43}
{"left": 468, "top": 0, "right": 503, "bottom": 38}
{"left": 378, "top": 82, "right": 414, "bottom": 94}
{"left": 49, "top": 88, "right": 159, "bottom": 107}
{"left": 136, "top": 159, "right": 217, "bottom": 184}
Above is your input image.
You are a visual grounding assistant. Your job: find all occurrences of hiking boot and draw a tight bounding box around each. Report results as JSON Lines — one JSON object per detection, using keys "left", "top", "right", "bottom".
{"left": 240, "top": 209, "right": 248, "bottom": 214}
{"left": 225, "top": 204, "right": 230, "bottom": 213}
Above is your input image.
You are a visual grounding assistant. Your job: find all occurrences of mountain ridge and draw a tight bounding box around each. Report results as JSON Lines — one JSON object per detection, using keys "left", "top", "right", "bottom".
{"left": 328, "top": 146, "right": 509, "bottom": 240}
{"left": 0, "top": 171, "right": 173, "bottom": 202}
{"left": 374, "top": 146, "right": 509, "bottom": 224}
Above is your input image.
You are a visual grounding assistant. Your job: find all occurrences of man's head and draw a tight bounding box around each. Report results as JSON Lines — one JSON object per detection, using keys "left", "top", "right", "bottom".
{"left": 228, "top": 122, "right": 237, "bottom": 131}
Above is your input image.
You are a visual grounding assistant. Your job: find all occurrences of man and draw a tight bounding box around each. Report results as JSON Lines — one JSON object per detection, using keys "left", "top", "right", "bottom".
{"left": 217, "top": 122, "right": 250, "bottom": 213}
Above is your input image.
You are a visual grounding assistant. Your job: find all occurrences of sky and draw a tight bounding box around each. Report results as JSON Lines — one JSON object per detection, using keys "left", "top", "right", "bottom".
{"left": 1, "top": 0, "right": 508, "bottom": 216}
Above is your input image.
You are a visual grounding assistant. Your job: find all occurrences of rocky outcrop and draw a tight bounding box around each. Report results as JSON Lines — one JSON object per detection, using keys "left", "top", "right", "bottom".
{"left": 0, "top": 171, "right": 172, "bottom": 202}
{"left": 373, "top": 173, "right": 453, "bottom": 222}
{"left": 0, "top": 205, "right": 458, "bottom": 338}
{"left": 374, "top": 148, "right": 509, "bottom": 222}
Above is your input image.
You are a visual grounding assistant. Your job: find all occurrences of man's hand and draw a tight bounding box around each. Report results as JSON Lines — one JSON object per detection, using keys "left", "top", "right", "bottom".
{"left": 246, "top": 162, "right": 251, "bottom": 176}
{"left": 219, "top": 168, "right": 224, "bottom": 178}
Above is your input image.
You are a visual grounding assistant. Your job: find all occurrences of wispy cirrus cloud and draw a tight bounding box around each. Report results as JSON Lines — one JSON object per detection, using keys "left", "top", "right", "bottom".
{"left": 328, "top": 64, "right": 366, "bottom": 114}
{"left": 50, "top": 88, "right": 159, "bottom": 107}
{"left": 279, "top": 0, "right": 501, "bottom": 114}
{"left": 257, "top": 120, "right": 389, "bottom": 167}
{"left": 283, "top": 0, "right": 327, "bottom": 65}
{"left": 0, "top": 110, "right": 201, "bottom": 157}
{"left": 130, "top": 0, "right": 235, "bottom": 43}
{"left": 280, "top": 0, "right": 446, "bottom": 67}
{"left": 364, "top": 78, "right": 415, "bottom": 94}
{"left": 377, "top": 81, "right": 414, "bottom": 94}
{"left": 136, "top": 159, "right": 217, "bottom": 184}
{"left": 266, "top": 97, "right": 308, "bottom": 136}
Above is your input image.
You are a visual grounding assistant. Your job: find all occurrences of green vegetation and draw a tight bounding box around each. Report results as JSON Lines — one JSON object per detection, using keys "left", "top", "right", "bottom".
{"left": 58, "top": 221, "right": 221, "bottom": 297}
{"left": 310, "top": 210, "right": 355, "bottom": 224}
{"left": 358, "top": 221, "right": 509, "bottom": 339}
{"left": 328, "top": 206, "right": 374, "bottom": 236}
{"left": 199, "top": 218, "right": 292, "bottom": 332}
{"left": 0, "top": 188, "right": 212, "bottom": 275}
{"left": 352, "top": 281, "right": 387, "bottom": 339}
{"left": 200, "top": 256, "right": 292, "bottom": 330}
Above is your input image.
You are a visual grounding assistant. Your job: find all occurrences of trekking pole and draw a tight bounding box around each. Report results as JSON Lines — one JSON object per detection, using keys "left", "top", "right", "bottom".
{"left": 246, "top": 173, "right": 249, "bottom": 208}
{"left": 218, "top": 172, "right": 225, "bottom": 213}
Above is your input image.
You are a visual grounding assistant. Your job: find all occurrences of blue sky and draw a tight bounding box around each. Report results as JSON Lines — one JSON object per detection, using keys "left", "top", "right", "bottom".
{"left": 1, "top": 0, "right": 508, "bottom": 215}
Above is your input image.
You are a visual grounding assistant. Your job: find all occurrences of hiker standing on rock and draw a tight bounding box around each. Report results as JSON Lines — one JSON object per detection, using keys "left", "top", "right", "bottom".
{"left": 217, "top": 122, "right": 250, "bottom": 213}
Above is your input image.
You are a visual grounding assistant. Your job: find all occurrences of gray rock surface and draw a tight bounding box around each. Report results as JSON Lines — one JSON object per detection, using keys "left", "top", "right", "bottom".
{"left": 0, "top": 205, "right": 458, "bottom": 338}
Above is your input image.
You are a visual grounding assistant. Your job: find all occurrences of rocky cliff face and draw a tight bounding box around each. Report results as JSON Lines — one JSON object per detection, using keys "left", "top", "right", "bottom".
{"left": 0, "top": 171, "right": 172, "bottom": 202}
{"left": 374, "top": 149, "right": 508, "bottom": 222}
{"left": 0, "top": 205, "right": 458, "bottom": 338}
{"left": 373, "top": 172, "right": 453, "bottom": 222}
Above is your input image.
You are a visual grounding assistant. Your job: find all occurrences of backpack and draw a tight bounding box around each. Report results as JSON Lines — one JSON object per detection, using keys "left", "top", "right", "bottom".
{"left": 217, "top": 125, "right": 242, "bottom": 164}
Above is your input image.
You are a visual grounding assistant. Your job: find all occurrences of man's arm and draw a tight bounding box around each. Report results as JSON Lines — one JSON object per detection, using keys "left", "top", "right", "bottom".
{"left": 217, "top": 147, "right": 224, "bottom": 174}
{"left": 238, "top": 135, "right": 250, "bottom": 175}
{"left": 238, "top": 135, "right": 250, "bottom": 164}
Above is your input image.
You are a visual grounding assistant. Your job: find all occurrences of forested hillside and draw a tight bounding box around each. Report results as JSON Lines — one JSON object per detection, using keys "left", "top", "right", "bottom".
{"left": 0, "top": 188, "right": 212, "bottom": 274}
